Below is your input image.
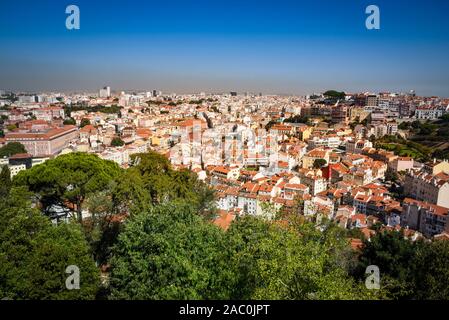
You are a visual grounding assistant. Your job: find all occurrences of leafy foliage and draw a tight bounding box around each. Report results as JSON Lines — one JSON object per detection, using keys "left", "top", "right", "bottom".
{"left": 111, "top": 169, "right": 151, "bottom": 214}
{"left": 0, "top": 187, "right": 99, "bottom": 299}
{"left": 65, "top": 104, "right": 122, "bottom": 117}
{"left": 7, "top": 148, "right": 449, "bottom": 301}
{"left": 109, "top": 202, "right": 231, "bottom": 299}
{"left": 6, "top": 124, "right": 17, "bottom": 131}
{"left": 412, "top": 240, "right": 449, "bottom": 299}
{"left": 14, "top": 152, "right": 121, "bottom": 222}
{"left": 313, "top": 158, "right": 327, "bottom": 169}
{"left": 0, "top": 165, "right": 12, "bottom": 198}
{"left": 284, "top": 115, "right": 310, "bottom": 125}
{"left": 80, "top": 118, "right": 91, "bottom": 128}
{"left": 227, "top": 217, "right": 369, "bottom": 299}
{"left": 354, "top": 230, "right": 416, "bottom": 298}
{"left": 354, "top": 230, "right": 449, "bottom": 299}
{"left": 398, "top": 118, "right": 449, "bottom": 160}
{"left": 63, "top": 117, "right": 76, "bottom": 125}
{"left": 129, "top": 152, "right": 215, "bottom": 214}
{"left": 109, "top": 210, "right": 370, "bottom": 300}
{"left": 374, "top": 135, "right": 432, "bottom": 162}
{"left": 323, "top": 90, "right": 345, "bottom": 99}
{"left": 111, "top": 137, "right": 125, "bottom": 147}
{"left": 0, "top": 142, "right": 27, "bottom": 157}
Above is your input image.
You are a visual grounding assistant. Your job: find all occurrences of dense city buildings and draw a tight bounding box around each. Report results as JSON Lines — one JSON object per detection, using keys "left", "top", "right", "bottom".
{"left": 1, "top": 88, "right": 449, "bottom": 243}
{"left": 404, "top": 161, "right": 449, "bottom": 208}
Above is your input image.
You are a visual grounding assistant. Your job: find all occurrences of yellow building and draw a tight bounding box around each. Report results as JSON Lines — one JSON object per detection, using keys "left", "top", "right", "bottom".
{"left": 350, "top": 107, "right": 371, "bottom": 122}
{"left": 431, "top": 160, "right": 449, "bottom": 175}
{"left": 302, "top": 148, "right": 331, "bottom": 169}
{"left": 151, "top": 136, "right": 161, "bottom": 146}
{"left": 296, "top": 125, "right": 313, "bottom": 141}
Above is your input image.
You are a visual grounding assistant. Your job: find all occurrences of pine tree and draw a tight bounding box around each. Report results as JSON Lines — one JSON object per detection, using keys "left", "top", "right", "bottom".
{"left": 0, "top": 165, "right": 11, "bottom": 198}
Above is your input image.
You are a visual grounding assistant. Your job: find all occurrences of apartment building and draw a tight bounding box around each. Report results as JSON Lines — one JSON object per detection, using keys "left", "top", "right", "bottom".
{"left": 331, "top": 105, "right": 349, "bottom": 125}
{"left": 302, "top": 148, "right": 331, "bottom": 169}
{"left": 301, "top": 173, "right": 327, "bottom": 196}
{"left": 345, "top": 139, "right": 373, "bottom": 154}
{"left": 388, "top": 156, "right": 414, "bottom": 172}
{"left": 404, "top": 169, "right": 449, "bottom": 208}
{"left": 307, "top": 134, "right": 343, "bottom": 150}
{"left": 401, "top": 198, "right": 449, "bottom": 238}
{"left": 5, "top": 125, "right": 78, "bottom": 157}
{"left": 415, "top": 107, "right": 443, "bottom": 120}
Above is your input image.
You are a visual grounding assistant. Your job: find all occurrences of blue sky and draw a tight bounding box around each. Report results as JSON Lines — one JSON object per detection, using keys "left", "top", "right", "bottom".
{"left": 1, "top": 0, "right": 449, "bottom": 96}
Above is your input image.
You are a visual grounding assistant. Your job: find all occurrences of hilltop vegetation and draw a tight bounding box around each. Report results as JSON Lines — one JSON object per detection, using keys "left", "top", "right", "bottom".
{"left": 0, "top": 142, "right": 27, "bottom": 158}
{"left": 397, "top": 115, "right": 449, "bottom": 160}
{"left": 323, "top": 90, "right": 346, "bottom": 100}
{"left": 374, "top": 135, "right": 433, "bottom": 162}
{"left": 64, "top": 104, "right": 122, "bottom": 117}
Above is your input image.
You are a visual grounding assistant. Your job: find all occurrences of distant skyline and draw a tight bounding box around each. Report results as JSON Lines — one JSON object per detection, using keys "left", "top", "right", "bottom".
{"left": 1, "top": 0, "right": 449, "bottom": 96}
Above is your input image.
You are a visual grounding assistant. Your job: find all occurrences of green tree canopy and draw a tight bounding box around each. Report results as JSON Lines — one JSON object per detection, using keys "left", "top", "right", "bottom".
{"left": 412, "top": 240, "right": 449, "bottom": 299}
{"left": 14, "top": 152, "right": 122, "bottom": 222}
{"left": 129, "top": 152, "right": 215, "bottom": 213}
{"left": 111, "top": 137, "right": 125, "bottom": 147}
{"left": 109, "top": 204, "right": 371, "bottom": 300}
{"left": 439, "top": 113, "right": 449, "bottom": 122}
{"left": 0, "top": 187, "right": 99, "bottom": 299}
{"left": 6, "top": 124, "right": 17, "bottom": 131}
{"left": 313, "top": 158, "right": 327, "bottom": 169}
{"left": 354, "top": 230, "right": 416, "bottom": 299}
{"left": 0, "top": 165, "right": 11, "bottom": 198}
{"left": 226, "top": 216, "right": 368, "bottom": 299}
{"left": 111, "top": 169, "right": 150, "bottom": 214}
{"left": 0, "top": 142, "right": 27, "bottom": 157}
{"left": 109, "top": 202, "right": 231, "bottom": 299}
{"left": 323, "top": 90, "right": 345, "bottom": 99}
{"left": 284, "top": 115, "right": 310, "bottom": 124}
{"left": 80, "top": 118, "right": 91, "bottom": 128}
{"left": 63, "top": 117, "right": 76, "bottom": 125}
{"left": 355, "top": 230, "right": 449, "bottom": 299}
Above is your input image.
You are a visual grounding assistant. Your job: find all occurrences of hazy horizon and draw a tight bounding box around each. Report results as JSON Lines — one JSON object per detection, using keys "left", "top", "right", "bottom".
{"left": 1, "top": 0, "right": 449, "bottom": 96}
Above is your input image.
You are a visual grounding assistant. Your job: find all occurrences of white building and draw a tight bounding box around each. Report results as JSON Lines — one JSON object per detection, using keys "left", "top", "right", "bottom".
{"left": 415, "top": 107, "right": 443, "bottom": 120}
{"left": 8, "top": 164, "right": 26, "bottom": 178}
{"left": 404, "top": 170, "right": 449, "bottom": 209}
{"left": 99, "top": 86, "right": 111, "bottom": 98}
{"left": 346, "top": 139, "right": 373, "bottom": 154}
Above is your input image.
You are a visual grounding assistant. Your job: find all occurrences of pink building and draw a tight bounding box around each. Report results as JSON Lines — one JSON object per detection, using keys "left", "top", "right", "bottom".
{"left": 5, "top": 125, "right": 78, "bottom": 156}
{"left": 388, "top": 156, "right": 414, "bottom": 172}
